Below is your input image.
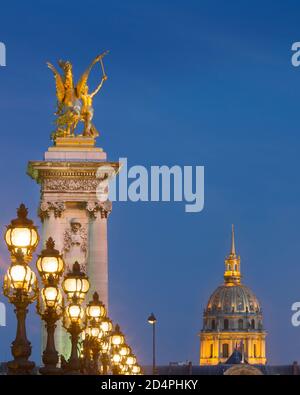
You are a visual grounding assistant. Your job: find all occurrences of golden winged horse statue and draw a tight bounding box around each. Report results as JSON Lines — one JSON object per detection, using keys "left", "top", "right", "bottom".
{"left": 47, "top": 51, "right": 108, "bottom": 139}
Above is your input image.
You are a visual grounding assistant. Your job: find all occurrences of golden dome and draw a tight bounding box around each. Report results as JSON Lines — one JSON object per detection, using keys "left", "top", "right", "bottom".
{"left": 206, "top": 284, "right": 261, "bottom": 314}
{"left": 200, "top": 226, "right": 267, "bottom": 366}
{"left": 204, "top": 226, "right": 262, "bottom": 317}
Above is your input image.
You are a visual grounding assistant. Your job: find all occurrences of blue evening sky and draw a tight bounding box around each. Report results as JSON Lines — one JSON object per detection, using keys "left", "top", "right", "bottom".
{"left": 0, "top": 0, "right": 300, "bottom": 365}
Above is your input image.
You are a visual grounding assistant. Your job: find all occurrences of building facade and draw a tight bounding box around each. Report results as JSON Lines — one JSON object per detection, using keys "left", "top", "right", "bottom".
{"left": 199, "top": 226, "right": 267, "bottom": 365}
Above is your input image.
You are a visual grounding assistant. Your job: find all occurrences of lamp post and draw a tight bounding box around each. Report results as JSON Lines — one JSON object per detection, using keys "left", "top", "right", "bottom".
{"left": 82, "top": 326, "right": 99, "bottom": 374}
{"left": 64, "top": 298, "right": 85, "bottom": 374}
{"left": 118, "top": 344, "right": 130, "bottom": 374}
{"left": 85, "top": 292, "right": 106, "bottom": 374}
{"left": 62, "top": 262, "right": 90, "bottom": 375}
{"left": 3, "top": 250, "right": 38, "bottom": 374}
{"left": 148, "top": 312, "right": 157, "bottom": 375}
{"left": 36, "top": 237, "right": 65, "bottom": 375}
{"left": 2, "top": 204, "right": 39, "bottom": 375}
{"left": 110, "top": 324, "right": 125, "bottom": 375}
{"left": 99, "top": 317, "right": 113, "bottom": 374}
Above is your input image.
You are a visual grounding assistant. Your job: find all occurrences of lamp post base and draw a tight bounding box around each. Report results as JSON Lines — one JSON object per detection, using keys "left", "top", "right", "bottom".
{"left": 61, "top": 328, "right": 82, "bottom": 375}
{"left": 8, "top": 303, "right": 36, "bottom": 375}
{"left": 39, "top": 366, "right": 62, "bottom": 375}
{"left": 64, "top": 370, "right": 81, "bottom": 375}
{"left": 7, "top": 359, "right": 35, "bottom": 375}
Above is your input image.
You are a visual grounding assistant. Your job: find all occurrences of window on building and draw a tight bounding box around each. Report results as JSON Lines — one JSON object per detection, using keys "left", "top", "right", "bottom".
{"left": 224, "top": 319, "right": 229, "bottom": 330}
{"left": 210, "top": 344, "right": 214, "bottom": 358}
{"left": 222, "top": 343, "right": 229, "bottom": 358}
{"left": 211, "top": 319, "right": 216, "bottom": 330}
{"left": 238, "top": 319, "right": 243, "bottom": 330}
{"left": 253, "top": 344, "right": 257, "bottom": 358}
{"left": 251, "top": 319, "right": 255, "bottom": 329}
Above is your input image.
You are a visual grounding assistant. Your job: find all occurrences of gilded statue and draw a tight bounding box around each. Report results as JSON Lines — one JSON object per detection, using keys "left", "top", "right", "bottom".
{"left": 47, "top": 51, "right": 108, "bottom": 139}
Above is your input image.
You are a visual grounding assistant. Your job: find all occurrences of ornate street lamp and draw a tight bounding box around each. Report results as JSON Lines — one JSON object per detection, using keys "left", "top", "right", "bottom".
{"left": 98, "top": 318, "right": 112, "bottom": 375}
{"left": 4, "top": 204, "right": 39, "bottom": 263}
{"left": 82, "top": 324, "right": 102, "bottom": 374}
{"left": 3, "top": 250, "right": 38, "bottom": 374}
{"left": 36, "top": 237, "right": 65, "bottom": 375}
{"left": 62, "top": 261, "right": 89, "bottom": 303}
{"left": 110, "top": 324, "right": 125, "bottom": 375}
{"left": 111, "top": 348, "right": 122, "bottom": 375}
{"left": 63, "top": 298, "right": 86, "bottom": 375}
{"left": 36, "top": 237, "right": 64, "bottom": 284}
{"left": 62, "top": 262, "right": 90, "bottom": 375}
{"left": 37, "top": 275, "right": 63, "bottom": 375}
{"left": 118, "top": 344, "right": 131, "bottom": 375}
{"left": 84, "top": 292, "right": 107, "bottom": 374}
{"left": 81, "top": 330, "right": 93, "bottom": 374}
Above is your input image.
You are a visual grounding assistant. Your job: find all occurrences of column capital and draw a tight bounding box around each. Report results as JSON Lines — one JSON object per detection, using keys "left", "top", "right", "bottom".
{"left": 38, "top": 201, "right": 66, "bottom": 222}
{"left": 86, "top": 201, "right": 112, "bottom": 219}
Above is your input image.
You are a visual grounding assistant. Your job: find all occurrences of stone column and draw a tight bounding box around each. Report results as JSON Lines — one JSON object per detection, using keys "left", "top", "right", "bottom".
{"left": 27, "top": 139, "right": 120, "bottom": 361}
{"left": 86, "top": 201, "right": 111, "bottom": 308}
{"left": 39, "top": 201, "right": 65, "bottom": 250}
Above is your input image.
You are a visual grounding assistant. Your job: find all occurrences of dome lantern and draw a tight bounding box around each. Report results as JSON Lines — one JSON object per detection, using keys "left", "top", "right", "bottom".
{"left": 224, "top": 224, "right": 241, "bottom": 285}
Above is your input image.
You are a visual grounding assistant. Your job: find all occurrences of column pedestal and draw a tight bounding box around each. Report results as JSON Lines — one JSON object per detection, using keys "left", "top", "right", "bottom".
{"left": 27, "top": 138, "right": 119, "bottom": 359}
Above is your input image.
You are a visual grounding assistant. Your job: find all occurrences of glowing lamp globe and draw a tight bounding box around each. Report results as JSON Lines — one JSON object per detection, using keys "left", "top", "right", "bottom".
{"left": 62, "top": 262, "right": 89, "bottom": 302}
{"left": 85, "top": 325, "right": 101, "bottom": 338}
{"left": 5, "top": 262, "right": 36, "bottom": 292}
{"left": 41, "top": 282, "right": 62, "bottom": 309}
{"left": 147, "top": 312, "right": 157, "bottom": 325}
{"left": 112, "top": 352, "right": 122, "bottom": 364}
{"left": 111, "top": 324, "right": 125, "bottom": 346}
{"left": 126, "top": 354, "right": 137, "bottom": 366}
{"left": 36, "top": 238, "right": 64, "bottom": 284}
{"left": 66, "top": 302, "right": 84, "bottom": 324}
{"left": 5, "top": 204, "right": 39, "bottom": 262}
{"left": 100, "top": 318, "right": 113, "bottom": 333}
{"left": 132, "top": 365, "right": 141, "bottom": 374}
{"left": 119, "top": 345, "right": 131, "bottom": 357}
{"left": 86, "top": 292, "right": 106, "bottom": 321}
{"left": 91, "top": 326, "right": 101, "bottom": 338}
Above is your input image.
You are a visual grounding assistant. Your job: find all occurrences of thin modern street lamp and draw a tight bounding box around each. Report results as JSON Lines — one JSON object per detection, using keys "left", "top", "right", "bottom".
{"left": 147, "top": 312, "right": 157, "bottom": 375}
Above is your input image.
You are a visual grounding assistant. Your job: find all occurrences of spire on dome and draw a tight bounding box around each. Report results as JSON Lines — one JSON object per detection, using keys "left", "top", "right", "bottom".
{"left": 224, "top": 225, "right": 241, "bottom": 285}
{"left": 231, "top": 224, "right": 236, "bottom": 256}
